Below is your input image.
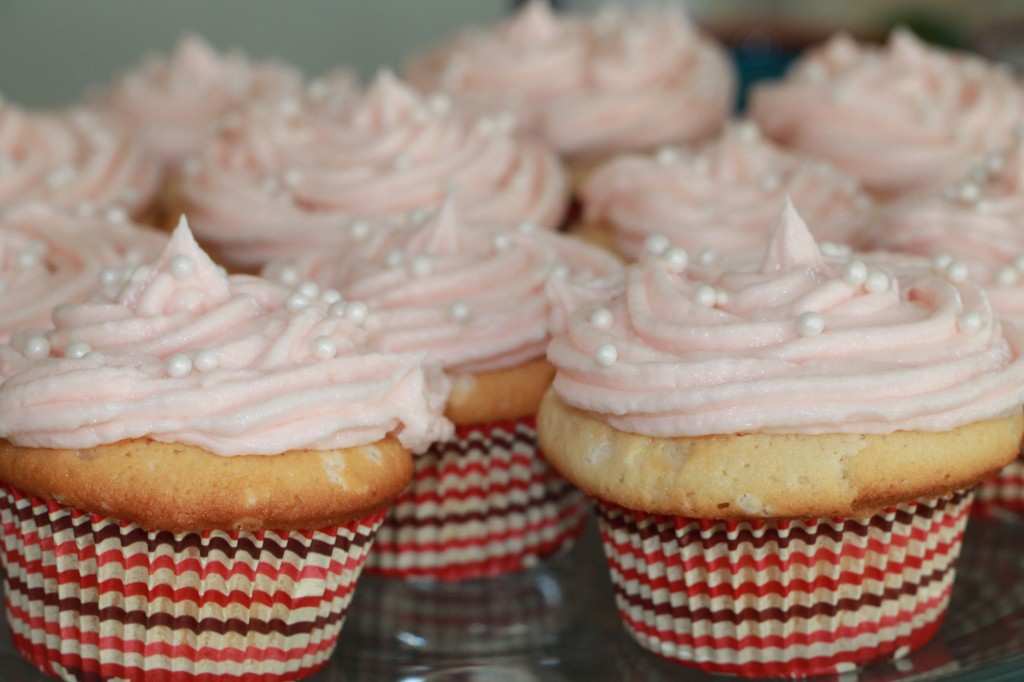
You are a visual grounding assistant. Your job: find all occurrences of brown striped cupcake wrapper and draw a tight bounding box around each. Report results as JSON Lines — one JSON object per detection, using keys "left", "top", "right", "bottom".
{"left": 365, "top": 416, "right": 589, "bottom": 581}
{"left": 973, "top": 452, "right": 1024, "bottom": 522}
{"left": 0, "top": 483, "right": 384, "bottom": 682}
{"left": 594, "top": 490, "right": 974, "bottom": 679}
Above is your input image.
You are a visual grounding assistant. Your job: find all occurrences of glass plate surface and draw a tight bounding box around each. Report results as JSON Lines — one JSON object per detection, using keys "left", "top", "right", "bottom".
{"left": 1, "top": 515, "right": 1022, "bottom": 681}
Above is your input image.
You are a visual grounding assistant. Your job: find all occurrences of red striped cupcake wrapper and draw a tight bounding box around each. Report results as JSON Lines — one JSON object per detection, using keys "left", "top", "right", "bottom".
{"left": 365, "top": 416, "right": 589, "bottom": 581}
{"left": 0, "top": 483, "right": 384, "bottom": 682}
{"left": 973, "top": 452, "right": 1024, "bottom": 521}
{"left": 595, "top": 490, "right": 974, "bottom": 679}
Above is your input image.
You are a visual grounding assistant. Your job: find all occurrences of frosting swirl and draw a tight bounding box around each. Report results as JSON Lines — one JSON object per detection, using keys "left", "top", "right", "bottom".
{"left": 582, "top": 121, "right": 872, "bottom": 259}
{"left": 0, "top": 203, "right": 165, "bottom": 339}
{"left": 264, "top": 199, "right": 622, "bottom": 374}
{"left": 749, "top": 30, "right": 1024, "bottom": 199}
{"left": 548, "top": 201, "right": 1024, "bottom": 436}
{"left": 0, "top": 101, "right": 162, "bottom": 217}
{"left": 183, "top": 70, "right": 568, "bottom": 271}
{"left": 406, "top": 1, "right": 734, "bottom": 161}
{"left": 0, "top": 220, "right": 452, "bottom": 455}
{"left": 101, "top": 35, "right": 305, "bottom": 169}
{"left": 860, "top": 136, "right": 1024, "bottom": 324}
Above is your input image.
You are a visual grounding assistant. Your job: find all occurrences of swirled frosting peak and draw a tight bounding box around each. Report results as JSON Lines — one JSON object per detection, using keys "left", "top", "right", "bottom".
{"left": 0, "top": 217, "right": 452, "bottom": 456}
{"left": 582, "top": 121, "right": 872, "bottom": 259}
{"left": 264, "top": 198, "right": 623, "bottom": 374}
{"left": 405, "top": 1, "right": 735, "bottom": 161}
{"left": 749, "top": 29, "right": 1024, "bottom": 199}
{"left": 548, "top": 203, "right": 1024, "bottom": 436}
{"left": 183, "top": 70, "right": 568, "bottom": 271}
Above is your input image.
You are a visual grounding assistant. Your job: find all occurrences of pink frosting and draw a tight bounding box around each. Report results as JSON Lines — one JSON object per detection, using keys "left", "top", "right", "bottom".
{"left": 0, "top": 220, "right": 452, "bottom": 455}
{"left": 101, "top": 35, "right": 305, "bottom": 168}
{"left": 582, "top": 121, "right": 873, "bottom": 259}
{"left": 263, "top": 199, "right": 622, "bottom": 374}
{"left": 860, "top": 135, "right": 1024, "bottom": 324}
{"left": 405, "top": 0, "right": 734, "bottom": 161}
{"left": 184, "top": 70, "right": 568, "bottom": 271}
{"left": 0, "top": 203, "right": 166, "bottom": 339}
{"left": 548, "top": 201, "right": 1024, "bottom": 436}
{"left": 0, "top": 102, "right": 162, "bottom": 217}
{"left": 749, "top": 30, "right": 1024, "bottom": 199}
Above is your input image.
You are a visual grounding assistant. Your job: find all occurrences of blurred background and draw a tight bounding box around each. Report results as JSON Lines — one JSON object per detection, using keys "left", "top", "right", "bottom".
{"left": 2, "top": 0, "right": 1023, "bottom": 108}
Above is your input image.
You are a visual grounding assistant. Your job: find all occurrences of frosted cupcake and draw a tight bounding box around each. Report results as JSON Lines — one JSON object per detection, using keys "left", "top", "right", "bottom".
{"left": 0, "top": 99, "right": 162, "bottom": 220}
{"left": 264, "top": 199, "right": 622, "bottom": 580}
{"left": 539, "top": 202, "right": 1024, "bottom": 677}
{"left": 860, "top": 136, "right": 1024, "bottom": 520}
{"left": 0, "top": 220, "right": 451, "bottom": 680}
{"left": 0, "top": 202, "right": 165, "bottom": 339}
{"left": 749, "top": 30, "right": 1024, "bottom": 199}
{"left": 577, "top": 121, "right": 872, "bottom": 259}
{"left": 406, "top": 0, "right": 734, "bottom": 180}
{"left": 183, "top": 70, "right": 568, "bottom": 272}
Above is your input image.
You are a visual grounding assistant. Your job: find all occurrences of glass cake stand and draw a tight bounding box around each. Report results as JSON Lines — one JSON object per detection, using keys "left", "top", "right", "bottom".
{"left": 1, "top": 516, "right": 1022, "bottom": 682}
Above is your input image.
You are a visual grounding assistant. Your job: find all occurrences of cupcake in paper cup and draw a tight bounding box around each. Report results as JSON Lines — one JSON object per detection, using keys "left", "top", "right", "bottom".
{"left": 264, "top": 198, "right": 622, "bottom": 581}
{"left": 859, "top": 135, "right": 1024, "bottom": 521}
{"left": 537, "top": 200, "right": 1024, "bottom": 677}
{"left": 0, "top": 219, "right": 451, "bottom": 681}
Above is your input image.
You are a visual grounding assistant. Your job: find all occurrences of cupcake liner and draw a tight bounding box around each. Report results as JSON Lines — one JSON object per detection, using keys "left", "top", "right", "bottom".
{"left": 594, "top": 490, "right": 973, "bottom": 679}
{"left": 366, "top": 417, "right": 589, "bottom": 581}
{"left": 973, "top": 452, "right": 1024, "bottom": 521}
{"left": 0, "top": 483, "right": 384, "bottom": 682}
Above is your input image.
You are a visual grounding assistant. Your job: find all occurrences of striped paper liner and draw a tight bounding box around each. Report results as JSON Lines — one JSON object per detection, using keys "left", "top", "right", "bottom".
{"left": 366, "top": 417, "right": 588, "bottom": 581}
{"left": 595, "top": 490, "right": 973, "bottom": 679}
{"left": 0, "top": 483, "right": 383, "bottom": 682}
{"left": 973, "top": 453, "right": 1024, "bottom": 521}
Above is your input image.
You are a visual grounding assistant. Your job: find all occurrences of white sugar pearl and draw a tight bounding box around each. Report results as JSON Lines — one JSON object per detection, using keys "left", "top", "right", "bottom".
{"left": 283, "top": 169, "right": 302, "bottom": 186}
{"left": 664, "top": 247, "right": 688, "bottom": 273}
{"left": 997, "top": 266, "right": 1019, "bottom": 286}
{"left": 297, "top": 281, "right": 320, "bottom": 298}
{"left": 958, "top": 183, "right": 981, "bottom": 203}
{"left": 975, "top": 199, "right": 992, "bottom": 215}
{"left": 65, "top": 341, "right": 92, "bottom": 359}
{"left": 99, "top": 266, "right": 121, "bottom": 287}
{"left": 693, "top": 284, "right": 717, "bottom": 307}
{"left": 277, "top": 265, "right": 300, "bottom": 287}
{"left": 450, "top": 300, "right": 471, "bottom": 322}
{"left": 517, "top": 220, "right": 538, "bottom": 234}
{"left": 23, "top": 336, "right": 50, "bottom": 359}
{"left": 590, "top": 308, "right": 614, "bottom": 329}
{"left": 328, "top": 301, "right": 348, "bottom": 317}
{"left": 46, "top": 164, "right": 75, "bottom": 188}
{"left": 655, "top": 147, "right": 680, "bottom": 165}
{"left": 429, "top": 93, "right": 451, "bottom": 114}
{"left": 716, "top": 289, "right": 729, "bottom": 307}
{"left": 125, "top": 248, "right": 144, "bottom": 266}
{"left": 169, "top": 255, "right": 195, "bottom": 279}
{"left": 957, "top": 311, "right": 983, "bottom": 335}
{"left": 106, "top": 208, "right": 127, "bottom": 223}
{"left": 286, "top": 293, "right": 310, "bottom": 312}
{"left": 193, "top": 348, "right": 219, "bottom": 372}
{"left": 410, "top": 255, "right": 433, "bottom": 277}
{"left": 345, "top": 301, "right": 368, "bottom": 323}
{"left": 644, "top": 234, "right": 670, "bottom": 256}
{"left": 17, "top": 251, "right": 38, "bottom": 268}
{"left": 312, "top": 335, "right": 338, "bottom": 360}
{"left": 736, "top": 121, "right": 761, "bottom": 142}
{"left": 698, "top": 248, "right": 717, "bottom": 265}
{"left": 594, "top": 344, "right": 618, "bottom": 367}
{"left": 165, "top": 353, "right": 192, "bottom": 377}
{"left": 796, "top": 312, "right": 825, "bottom": 337}
{"left": 85, "top": 350, "right": 105, "bottom": 364}
{"left": 842, "top": 260, "right": 868, "bottom": 286}
{"left": 493, "top": 233, "right": 512, "bottom": 250}
{"left": 931, "top": 252, "right": 953, "bottom": 271}
{"left": 819, "top": 242, "right": 851, "bottom": 258}
{"left": 320, "top": 288, "right": 342, "bottom": 304}
{"left": 946, "top": 261, "right": 969, "bottom": 283}
{"left": 349, "top": 220, "right": 369, "bottom": 238}
{"left": 393, "top": 154, "right": 412, "bottom": 170}
{"left": 759, "top": 172, "right": 781, "bottom": 190}
{"left": 551, "top": 264, "right": 570, "bottom": 280}
{"left": 384, "top": 249, "right": 404, "bottom": 267}
{"left": 865, "top": 271, "right": 890, "bottom": 294}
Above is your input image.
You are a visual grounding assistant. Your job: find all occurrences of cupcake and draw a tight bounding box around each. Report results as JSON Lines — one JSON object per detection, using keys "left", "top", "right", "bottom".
{"left": 0, "top": 99, "right": 162, "bottom": 221}
{"left": 538, "top": 202, "right": 1024, "bottom": 677}
{"left": 264, "top": 199, "right": 622, "bottom": 581}
{"left": 183, "top": 70, "right": 568, "bottom": 272}
{"left": 749, "top": 30, "right": 1024, "bottom": 200}
{"left": 405, "top": 0, "right": 735, "bottom": 183}
{"left": 577, "top": 120, "right": 872, "bottom": 260}
{"left": 0, "top": 202, "right": 165, "bottom": 339}
{"left": 860, "top": 136, "right": 1024, "bottom": 521}
{"left": 0, "top": 220, "right": 451, "bottom": 680}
